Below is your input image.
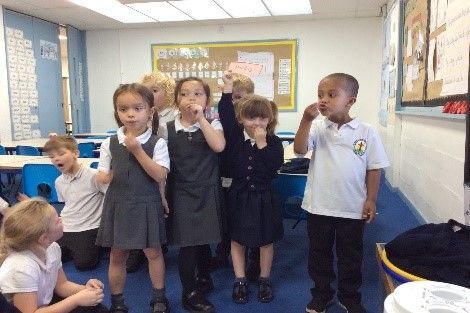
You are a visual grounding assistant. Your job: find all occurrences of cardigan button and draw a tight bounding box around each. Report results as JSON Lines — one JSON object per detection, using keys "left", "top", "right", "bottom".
{"left": 250, "top": 184, "right": 255, "bottom": 189}
{"left": 246, "top": 176, "right": 250, "bottom": 180}
{"left": 247, "top": 166, "right": 252, "bottom": 170}
{"left": 248, "top": 156, "right": 253, "bottom": 160}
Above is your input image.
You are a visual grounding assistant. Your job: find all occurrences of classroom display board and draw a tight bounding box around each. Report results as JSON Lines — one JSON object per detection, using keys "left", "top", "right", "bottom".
{"left": 401, "top": 0, "right": 469, "bottom": 107}
{"left": 151, "top": 39, "right": 297, "bottom": 112}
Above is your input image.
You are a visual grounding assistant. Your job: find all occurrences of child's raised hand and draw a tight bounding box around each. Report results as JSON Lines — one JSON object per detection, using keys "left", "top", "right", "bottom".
{"left": 222, "top": 70, "right": 233, "bottom": 85}
{"left": 189, "top": 103, "right": 204, "bottom": 121}
{"left": 85, "top": 279, "right": 104, "bottom": 290}
{"left": 74, "top": 288, "right": 104, "bottom": 307}
{"left": 254, "top": 127, "right": 267, "bottom": 148}
{"left": 362, "top": 199, "right": 377, "bottom": 223}
{"left": 302, "top": 103, "right": 319, "bottom": 122}
{"left": 124, "top": 134, "right": 141, "bottom": 153}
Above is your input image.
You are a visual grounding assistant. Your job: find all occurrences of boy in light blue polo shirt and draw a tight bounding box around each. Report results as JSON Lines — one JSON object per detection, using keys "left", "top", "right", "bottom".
{"left": 294, "top": 73, "right": 389, "bottom": 313}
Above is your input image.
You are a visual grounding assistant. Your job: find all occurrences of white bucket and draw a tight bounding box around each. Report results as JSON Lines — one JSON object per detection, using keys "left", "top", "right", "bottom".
{"left": 384, "top": 281, "right": 470, "bottom": 313}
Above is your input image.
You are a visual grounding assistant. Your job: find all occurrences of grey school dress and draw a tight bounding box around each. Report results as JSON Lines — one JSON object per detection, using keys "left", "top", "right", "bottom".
{"left": 166, "top": 120, "right": 222, "bottom": 247}
{"left": 96, "top": 135, "right": 166, "bottom": 249}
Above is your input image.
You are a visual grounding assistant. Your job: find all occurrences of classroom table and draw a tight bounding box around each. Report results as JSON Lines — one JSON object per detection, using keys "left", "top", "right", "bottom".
{"left": 0, "top": 155, "right": 99, "bottom": 173}
{"left": 0, "top": 138, "right": 105, "bottom": 154}
{"left": 283, "top": 143, "right": 312, "bottom": 161}
{"left": 72, "top": 132, "right": 112, "bottom": 138}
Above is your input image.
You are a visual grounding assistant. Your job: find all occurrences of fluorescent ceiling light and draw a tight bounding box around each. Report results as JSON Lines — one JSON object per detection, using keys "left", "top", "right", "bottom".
{"left": 169, "top": 0, "right": 231, "bottom": 20}
{"left": 69, "top": 0, "right": 156, "bottom": 23}
{"left": 126, "top": 2, "right": 192, "bottom": 22}
{"left": 213, "top": 0, "right": 270, "bottom": 18}
{"left": 263, "top": 0, "right": 312, "bottom": 15}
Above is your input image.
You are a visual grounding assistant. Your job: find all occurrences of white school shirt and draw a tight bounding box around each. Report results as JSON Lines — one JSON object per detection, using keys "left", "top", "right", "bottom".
{"left": 98, "top": 126, "right": 170, "bottom": 173}
{"left": 56, "top": 165, "right": 106, "bottom": 232}
{"left": 173, "top": 114, "right": 223, "bottom": 132}
{"left": 0, "top": 242, "right": 62, "bottom": 307}
{"left": 301, "top": 117, "right": 390, "bottom": 219}
{"left": 0, "top": 197, "right": 8, "bottom": 214}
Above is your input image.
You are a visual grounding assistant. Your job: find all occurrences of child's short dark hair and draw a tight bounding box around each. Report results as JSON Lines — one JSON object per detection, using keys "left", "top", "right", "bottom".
{"left": 233, "top": 73, "right": 255, "bottom": 94}
{"left": 324, "top": 73, "right": 359, "bottom": 97}
{"left": 236, "top": 94, "right": 278, "bottom": 135}
{"left": 112, "top": 83, "right": 159, "bottom": 135}
{"left": 174, "top": 77, "right": 211, "bottom": 106}
{"left": 43, "top": 135, "right": 78, "bottom": 153}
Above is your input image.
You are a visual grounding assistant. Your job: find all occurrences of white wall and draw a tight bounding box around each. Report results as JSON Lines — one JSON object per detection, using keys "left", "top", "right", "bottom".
{"left": 86, "top": 18, "right": 383, "bottom": 133}
{"left": 0, "top": 5, "right": 12, "bottom": 142}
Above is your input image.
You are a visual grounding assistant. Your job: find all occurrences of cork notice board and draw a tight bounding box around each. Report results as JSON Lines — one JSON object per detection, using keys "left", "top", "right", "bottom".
{"left": 151, "top": 39, "right": 298, "bottom": 111}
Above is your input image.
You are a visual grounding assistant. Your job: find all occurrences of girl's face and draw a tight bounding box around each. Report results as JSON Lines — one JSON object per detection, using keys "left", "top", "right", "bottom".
{"left": 241, "top": 115, "right": 269, "bottom": 138}
{"left": 177, "top": 80, "right": 208, "bottom": 115}
{"left": 116, "top": 92, "right": 154, "bottom": 136}
{"left": 146, "top": 84, "right": 167, "bottom": 113}
{"left": 45, "top": 207, "right": 63, "bottom": 243}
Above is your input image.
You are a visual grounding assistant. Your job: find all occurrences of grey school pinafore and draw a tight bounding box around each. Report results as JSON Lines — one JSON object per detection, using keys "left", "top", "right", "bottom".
{"left": 166, "top": 120, "right": 222, "bottom": 247}
{"left": 96, "top": 135, "right": 166, "bottom": 249}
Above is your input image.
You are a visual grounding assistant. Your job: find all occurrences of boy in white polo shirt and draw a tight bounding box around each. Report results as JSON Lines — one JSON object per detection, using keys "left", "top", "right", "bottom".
{"left": 44, "top": 135, "right": 107, "bottom": 271}
{"left": 294, "top": 73, "right": 389, "bottom": 313}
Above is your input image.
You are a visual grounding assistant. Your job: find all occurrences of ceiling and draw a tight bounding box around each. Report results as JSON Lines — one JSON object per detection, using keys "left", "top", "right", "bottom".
{"left": 0, "top": 0, "right": 387, "bottom": 31}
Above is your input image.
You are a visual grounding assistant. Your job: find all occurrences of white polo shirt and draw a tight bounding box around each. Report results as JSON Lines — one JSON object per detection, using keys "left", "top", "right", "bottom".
{"left": 56, "top": 165, "right": 106, "bottom": 232}
{"left": 301, "top": 117, "right": 389, "bottom": 219}
{"left": 98, "top": 126, "right": 170, "bottom": 173}
{"left": 0, "top": 242, "right": 62, "bottom": 307}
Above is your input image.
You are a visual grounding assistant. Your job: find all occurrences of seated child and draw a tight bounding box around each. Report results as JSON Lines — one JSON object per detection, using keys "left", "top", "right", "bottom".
{"left": 44, "top": 135, "right": 107, "bottom": 271}
{"left": 0, "top": 199, "right": 109, "bottom": 313}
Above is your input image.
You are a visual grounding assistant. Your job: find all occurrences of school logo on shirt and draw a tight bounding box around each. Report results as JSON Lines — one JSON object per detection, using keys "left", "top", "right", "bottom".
{"left": 353, "top": 139, "right": 367, "bottom": 156}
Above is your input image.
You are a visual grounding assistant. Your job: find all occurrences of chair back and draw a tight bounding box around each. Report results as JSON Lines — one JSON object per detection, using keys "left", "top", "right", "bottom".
{"left": 90, "top": 161, "right": 99, "bottom": 169}
{"left": 272, "top": 174, "right": 307, "bottom": 221}
{"left": 22, "top": 164, "right": 60, "bottom": 202}
{"left": 78, "top": 142, "right": 95, "bottom": 158}
{"left": 16, "top": 145, "right": 40, "bottom": 156}
{"left": 0, "top": 145, "right": 6, "bottom": 155}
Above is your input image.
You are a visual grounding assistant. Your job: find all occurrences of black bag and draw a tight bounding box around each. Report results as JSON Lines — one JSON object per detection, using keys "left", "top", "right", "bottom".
{"left": 279, "top": 158, "right": 310, "bottom": 174}
{"left": 385, "top": 219, "right": 470, "bottom": 287}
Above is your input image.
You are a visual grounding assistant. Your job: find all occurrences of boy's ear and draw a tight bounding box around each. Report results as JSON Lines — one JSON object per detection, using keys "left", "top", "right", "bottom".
{"left": 73, "top": 149, "right": 80, "bottom": 158}
{"left": 348, "top": 97, "right": 357, "bottom": 107}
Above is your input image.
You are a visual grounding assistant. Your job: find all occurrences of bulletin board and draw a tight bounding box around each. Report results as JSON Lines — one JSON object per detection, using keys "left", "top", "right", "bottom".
{"left": 151, "top": 39, "right": 298, "bottom": 112}
{"left": 401, "top": 0, "right": 469, "bottom": 107}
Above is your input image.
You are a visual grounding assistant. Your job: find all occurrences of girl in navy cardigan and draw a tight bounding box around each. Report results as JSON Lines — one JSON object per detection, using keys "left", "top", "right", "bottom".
{"left": 218, "top": 71, "right": 284, "bottom": 304}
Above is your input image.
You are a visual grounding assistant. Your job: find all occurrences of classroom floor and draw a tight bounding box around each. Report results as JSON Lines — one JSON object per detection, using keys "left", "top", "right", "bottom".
{"left": 1, "top": 176, "right": 421, "bottom": 313}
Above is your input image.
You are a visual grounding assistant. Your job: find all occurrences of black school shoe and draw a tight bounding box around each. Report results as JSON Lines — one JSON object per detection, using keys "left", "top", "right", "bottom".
{"left": 338, "top": 301, "right": 365, "bottom": 313}
{"left": 195, "top": 276, "right": 214, "bottom": 294}
{"left": 182, "top": 290, "right": 215, "bottom": 312}
{"left": 232, "top": 281, "right": 249, "bottom": 304}
{"left": 110, "top": 304, "right": 129, "bottom": 313}
{"left": 257, "top": 280, "right": 273, "bottom": 303}
{"left": 151, "top": 296, "right": 170, "bottom": 313}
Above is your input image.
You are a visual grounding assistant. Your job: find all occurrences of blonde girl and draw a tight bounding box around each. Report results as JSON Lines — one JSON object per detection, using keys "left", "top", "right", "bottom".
{"left": 166, "top": 77, "right": 225, "bottom": 312}
{"left": 0, "top": 199, "right": 107, "bottom": 313}
{"left": 219, "top": 71, "right": 284, "bottom": 304}
{"left": 95, "top": 83, "right": 170, "bottom": 313}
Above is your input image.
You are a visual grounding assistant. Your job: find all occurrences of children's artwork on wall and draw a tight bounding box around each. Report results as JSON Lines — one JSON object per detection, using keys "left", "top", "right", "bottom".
{"left": 151, "top": 39, "right": 298, "bottom": 112}
{"left": 5, "top": 26, "right": 41, "bottom": 140}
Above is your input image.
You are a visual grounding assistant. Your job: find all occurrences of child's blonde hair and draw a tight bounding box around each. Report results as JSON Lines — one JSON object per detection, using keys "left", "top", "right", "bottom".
{"left": 0, "top": 199, "right": 55, "bottom": 264}
{"left": 140, "top": 72, "right": 176, "bottom": 109}
{"left": 233, "top": 73, "right": 254, "bottom": 94}
{"left": 43, "top": 135, "right": 78, "bottom": 153}
{"left": 236, "top": 94, "right": 278, "bottom": 135}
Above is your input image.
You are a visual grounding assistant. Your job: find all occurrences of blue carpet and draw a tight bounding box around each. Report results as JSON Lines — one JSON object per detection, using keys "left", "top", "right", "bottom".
{"left": 3, "top": 176, "right": 421, "bottom": 313}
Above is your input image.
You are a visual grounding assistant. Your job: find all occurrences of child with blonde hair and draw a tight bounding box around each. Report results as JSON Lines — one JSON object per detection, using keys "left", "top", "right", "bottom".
{"left": 0, "top": 199, "right": 108, "bottom": 313}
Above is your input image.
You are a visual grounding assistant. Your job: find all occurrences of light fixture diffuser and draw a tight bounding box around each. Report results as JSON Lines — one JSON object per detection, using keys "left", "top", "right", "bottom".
{"left": 69, "top": 0, "right": 156, "bottom": 23}
{"left": 263, "top": 0, "right": 312, "bottom": 16}
{"left": 169, "top": 0, "right": 231, "bottom": 20}
{"left": 213, "top": 0, "right": 270, "bottom": 18}
{"left": 126, "top": 2, "right": 193, "bottom": 22}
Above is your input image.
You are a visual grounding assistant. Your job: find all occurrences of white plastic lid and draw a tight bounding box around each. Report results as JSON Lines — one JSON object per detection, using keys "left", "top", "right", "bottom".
{"left": 391, "top": 281, "right": 470, "bottom": 313}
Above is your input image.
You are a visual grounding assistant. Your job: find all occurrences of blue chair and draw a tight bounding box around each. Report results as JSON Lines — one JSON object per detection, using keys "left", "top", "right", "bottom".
{"left": 106, "top": 130, "right": 117, "bottom": 134}
{"left": 78, "top": 142, "right": 95, "bottom": 158}
{"left": 22, "top": 164, "right": 61, "bottom": 203}
{"left": 0, "top": 145, "right": 6, "bottom": 155}
{"left": 16, "top": 145, "right": 40, "bottom": 156}
{"left": 90, "top": 161, "right": 99, "bottom": 169}
{"left": 272, "top": 173, "right": 307, "bottom": 229}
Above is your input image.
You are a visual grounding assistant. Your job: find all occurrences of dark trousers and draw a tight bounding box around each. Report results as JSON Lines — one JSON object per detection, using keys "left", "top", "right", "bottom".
{"left": 307, "top": 213, "right": 364, "bottom": 305}
{"left": 178, "top": 244, "right": 212, "bottom": 295}
{"left": 58, "top": 228, "right": 101, "bottom": 271}
{"left": 51, "top": 294, "right": 109, "bottom": 312}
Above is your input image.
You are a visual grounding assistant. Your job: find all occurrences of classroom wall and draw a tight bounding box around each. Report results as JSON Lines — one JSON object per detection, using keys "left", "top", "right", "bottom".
{"left": 0, "top": 5, "right": 12, "bottom": 142}
{"left": 85, "top": 17, "right": 383, "bottom": 133}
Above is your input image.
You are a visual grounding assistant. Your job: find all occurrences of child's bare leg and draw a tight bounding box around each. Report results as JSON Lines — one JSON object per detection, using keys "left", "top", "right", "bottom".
{"left": 144, "top": 246, "right": 165, "bottom": 289}
{"left": 109, "top": 248, "right": 129, "bottom": 294}
{"left": 231, "top": 240, "right": 246, "bottom": 278}
{"left": 259, "top": 243, "right": 273, "bottom": 278}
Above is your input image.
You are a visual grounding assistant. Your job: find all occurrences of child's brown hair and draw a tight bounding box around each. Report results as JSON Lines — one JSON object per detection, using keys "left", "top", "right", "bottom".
{"left": 174, "top": 77, "right": 211, "bottom": 108}
{"left": 236, "top": 94, "right": 278, "bottom": 135}
{"left": 112, "top": 83, "right": 159, "bottom": 135}
{"left": 233, "top": 73, "right": 255, "bottom": 94}
{"left": 43, "top": 135, "right": 78, "bottom": 153}
{"left": 140, "top": 72, "right": 176, "bottom": 109}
